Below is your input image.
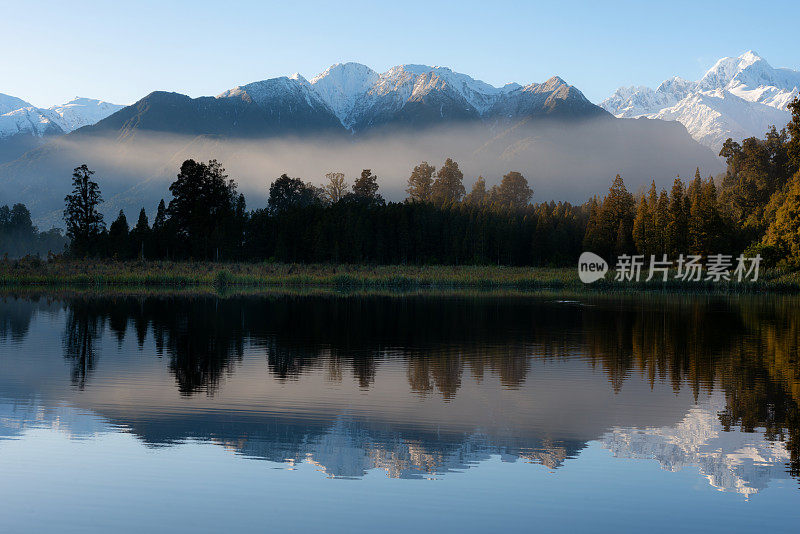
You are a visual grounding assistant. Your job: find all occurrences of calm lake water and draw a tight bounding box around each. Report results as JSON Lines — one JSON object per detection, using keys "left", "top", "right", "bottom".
{"left": 1, "top": 292, "right": 799, "bottom": 532}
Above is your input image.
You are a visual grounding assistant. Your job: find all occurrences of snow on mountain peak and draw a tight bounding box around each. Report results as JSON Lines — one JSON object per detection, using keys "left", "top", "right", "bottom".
{"left": 0, "top": 106, "right": 63, "bottom": 139}
{"left": 698, "top": 50, "right": 771, "bottom": 92}
{"left": 739, "top": 50, "right": 763, "bottom": 65}
{"left": 48, "top": 97, "right": 125, "bottom": 132}
{"left": 0, "top": 95, "right": 124, "bottom": 139}
{"left": 309, "top": 62, "right": 379, "bottom": 126}
{"left": 0, "top": 93, "right": 33, "bottom": 115}
{"left": 305, "top": 62, "right": 555, "bottom": 129}
{"left": 601, "top": 51, "right": 800, "bottom": 150}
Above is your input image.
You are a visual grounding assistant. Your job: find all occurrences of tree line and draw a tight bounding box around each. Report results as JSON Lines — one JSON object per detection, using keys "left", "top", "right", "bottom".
{"left": 0, "top": 203, "right": 67, "bottom": 259}
{"left": 7, "top": 97, "right": 799, "bottom": 267}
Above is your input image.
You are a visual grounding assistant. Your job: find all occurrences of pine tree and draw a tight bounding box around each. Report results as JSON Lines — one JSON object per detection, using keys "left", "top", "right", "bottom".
{"left": 131, "top": 208, "right": 150, "bottom": 259}
{"left": 601, "top": 175, "right": 635, "bottom": 257}
{"left": 153, "top": 199, "right": 167, "bottom": 231}
{"left": 655, "top": 188, "right": 670, "bottom": 254}
{"left": 464, "top": 176, "right": 488, "bottom": 207}
{"left": 666, "top": 178, "right": 689, "bottom": 255}
{"left": 406, "top": 162, "right": 435, "bottom": 202}
{"left": 632, "top": 195, "right": 649, "bottom": 255}
{"left": 108, "top": 210, "right": 130, "bottom": 259}
{"left": 688, "top": 169, "right": 705, "bottom": 254}
{"left": 644, "top": 181, "right": 662, "bottom": 256}
{"left": 582, "top": 196, "right": 602, "bottom": 252}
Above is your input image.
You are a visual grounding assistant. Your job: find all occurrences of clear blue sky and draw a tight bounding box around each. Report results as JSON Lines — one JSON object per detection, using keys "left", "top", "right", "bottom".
{"left": 3, "top": 0, "right": 799, "bottom": 108}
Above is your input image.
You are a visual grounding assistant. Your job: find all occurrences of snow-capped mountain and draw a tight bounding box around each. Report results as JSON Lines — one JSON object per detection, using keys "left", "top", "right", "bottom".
{"left": 48, "top": 97, "right": 126, "bottom": 132}
{"left": 0, "top": 93, "right": 32, "bottom": 115}
{"left": 216, "top": 62, "right": 599, "bottom": 134}
{"left": 602, "top": 51, "right": 800, "bottom": 151}
{"left": 0, "top": 96, "right": 124, "bottom": 163}
{"left": 305, "top": 63, "right": 597, "bottom": 131}
{"left": 651, "top": 89, "right": 791, "bottom": 152}
{"left": 0, "top": 96, "right": 124, "bottom": 140}
{"left": 3, "top": 63, "right": 720, "bottom": 224}
{"left": 0, "top": 106, "right": 65, "bottom": 139}
{"left": 309, "top": 62, "right": 381, "bottom": 128}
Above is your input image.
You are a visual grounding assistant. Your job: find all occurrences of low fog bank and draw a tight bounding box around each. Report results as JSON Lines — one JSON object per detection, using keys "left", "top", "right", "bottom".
{"left": 0, "top": 116, "right": 724, "bottom": 227}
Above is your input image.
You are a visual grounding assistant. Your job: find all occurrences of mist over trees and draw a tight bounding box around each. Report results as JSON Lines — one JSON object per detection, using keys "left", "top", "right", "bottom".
{"left": 3, "top": 98, "right": 799, "bottom": 267}
{"left": 0, "top": 203, "right": 67, "bottom": 258}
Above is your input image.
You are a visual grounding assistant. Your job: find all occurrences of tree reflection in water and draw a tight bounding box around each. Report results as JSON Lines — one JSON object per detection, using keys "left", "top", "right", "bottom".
{"left": 28, "top": 292, "right": 800, "bottom": 483}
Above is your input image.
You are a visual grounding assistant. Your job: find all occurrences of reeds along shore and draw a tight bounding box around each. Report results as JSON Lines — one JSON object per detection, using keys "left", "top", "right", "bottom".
{"left": 1, "top": 258, "right": 799, "bottom": 292}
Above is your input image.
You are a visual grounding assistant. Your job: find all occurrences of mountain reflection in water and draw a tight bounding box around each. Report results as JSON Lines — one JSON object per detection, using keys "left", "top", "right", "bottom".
{"left": 0, "top": 293, "right": 798, "bottom": 494}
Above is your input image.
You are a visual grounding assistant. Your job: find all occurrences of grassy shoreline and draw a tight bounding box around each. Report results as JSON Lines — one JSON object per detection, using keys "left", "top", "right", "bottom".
{"left": 1, "top": 259, "right": 799, "bottom": 293}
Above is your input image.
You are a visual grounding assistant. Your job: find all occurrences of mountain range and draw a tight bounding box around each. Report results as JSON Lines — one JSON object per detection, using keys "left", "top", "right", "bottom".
{"left": 0, "top": 60, "right": 756, "bottom": 225}
{"left": 601, "top": 51, "right": 799, "bottom": 150}
{"left": 0, "top": 95, "right": 123, "bottom": 162}
{"left": 76, "top": 63, "right": 605, "bottom": 143}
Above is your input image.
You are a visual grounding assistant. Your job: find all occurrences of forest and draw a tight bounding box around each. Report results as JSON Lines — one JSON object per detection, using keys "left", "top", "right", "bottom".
{"left": 4, "top": 98, "right": 800, "bottom": 268}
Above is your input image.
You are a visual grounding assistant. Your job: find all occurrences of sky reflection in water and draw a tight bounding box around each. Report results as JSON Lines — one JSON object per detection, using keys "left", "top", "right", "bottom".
{"left": 0, "top": 293, "right": 799, "bottom": 532}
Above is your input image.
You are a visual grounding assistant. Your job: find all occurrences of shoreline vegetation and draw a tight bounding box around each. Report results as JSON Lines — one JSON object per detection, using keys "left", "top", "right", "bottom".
{"left": 2, "top": 260, "right": 799, "bottom": 293}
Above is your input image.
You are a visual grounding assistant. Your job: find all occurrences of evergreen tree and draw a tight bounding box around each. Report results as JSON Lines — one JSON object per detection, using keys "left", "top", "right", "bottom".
{"left": 643, "top": 181, "right": 662, "bottom": 255}
{"left": 786, "top": 97, "right": 800, "bottom": 171}
{"left": 352, "top": 169, "right": 384, "bottom": 205}
{"left": 431, "top": 158, "right": 465, "bottom": 205}
{"left": 134, "top": 208, "right": 149, "bottom": 233}
{"left": 108, "top": 210, "right": 130, "bottom": 259}
{"left": 655, "top": 188, "right": 670, "bottom": 254}
{"left": 632, "top": 195, "right": 649, "bottom": 255}
{"left": 63, "top": 164, "right": 105, "bottom": 256}
{"left": 496, "top": 171, "right": 533, "bottom": 210}
{"left": 764, "top": 171, "right": 800, "bottom": 266}
{"left": 582, "top": 196, "right": 602, "bottom": 253}
{"left": 595, "top": 174, "right": 635, "bottom": 257}
{"left": 406, "top": 162, "right": 435, "bottom": 202}
{"left": 0, "top": 204, "right": 40, "bottom": 257}
{"left": 268, "top": 174, "right": 319, "bottom": 214}
{"left": 153, "top": 200, "right": 167, "bottom": 230}
{"left": 130, "top": 208, "right": 150, "bottom": 259}
{"left": 688, "top": 169, "right": 705, "bottom": 254}
{"left": 464, "top": 176, "right": 488, "bottom": 207}
{"left": 152, "top": 199, "right": 168, "bottom": 258}
{"left": 666, "top": 178, "right": 689, "bottom": 255}
{"left": 702, "top": 177, "right": 725, "bottom": 253}
{"left": 168, "top": 159, "right": 239, "bottom": 259}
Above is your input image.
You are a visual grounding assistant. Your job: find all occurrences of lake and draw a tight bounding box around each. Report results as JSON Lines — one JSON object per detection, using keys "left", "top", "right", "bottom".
{"left": 1, "top": 292, "right": 798, "bottom": 532}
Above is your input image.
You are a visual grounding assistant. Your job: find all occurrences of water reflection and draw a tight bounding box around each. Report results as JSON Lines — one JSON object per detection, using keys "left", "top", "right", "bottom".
{"left": 0, "top": 292, "right": 798, "bottom": 493}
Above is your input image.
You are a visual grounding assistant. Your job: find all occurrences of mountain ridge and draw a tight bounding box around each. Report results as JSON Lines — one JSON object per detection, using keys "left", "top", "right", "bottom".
{"left": 602, "top": 51, "right": 800, "bottom": 150}
{"left": 0, "top": 63, "right": 721, "bottom": 226}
